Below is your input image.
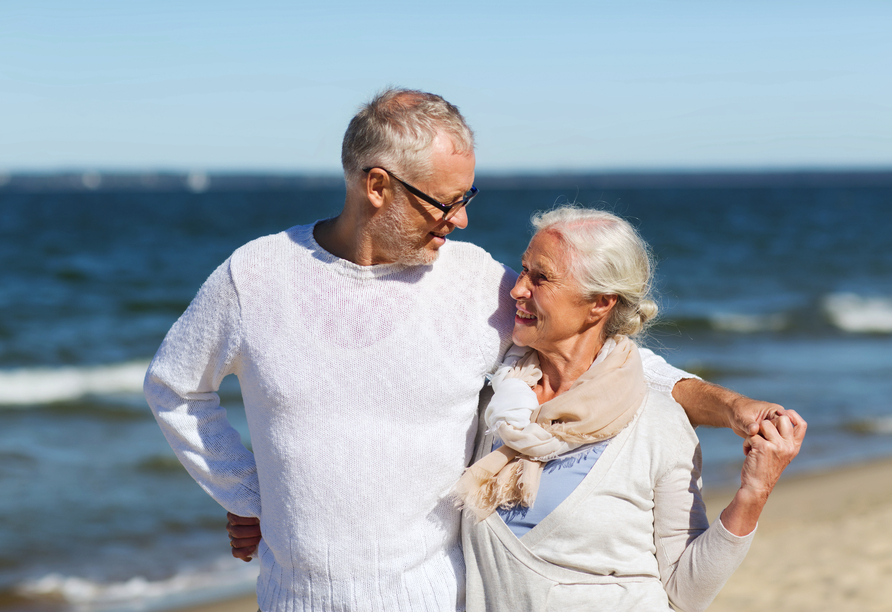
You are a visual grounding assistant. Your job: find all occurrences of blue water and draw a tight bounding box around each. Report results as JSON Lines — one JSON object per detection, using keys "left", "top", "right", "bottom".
{"left": 1, "top": 173, "right": 891, "bottom": 611}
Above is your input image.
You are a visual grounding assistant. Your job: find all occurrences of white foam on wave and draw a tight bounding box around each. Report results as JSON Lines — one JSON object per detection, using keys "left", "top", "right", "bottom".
{"left": 710, "top": 312, "right": 787, "bottom": 333}
{"left": 16, "top": 558, "right": 258, "bottom": 612}
{"left": 823, "top": 293, "right": 892, "bottom": 333}
{"left": 848, "top": 416, "right": 892, "bottom": 435}
{"left": 869, "top": 417, "right": 892, "bottom": 435}
{"left": 0, "top": 361, "right": 151, "bottom": 406}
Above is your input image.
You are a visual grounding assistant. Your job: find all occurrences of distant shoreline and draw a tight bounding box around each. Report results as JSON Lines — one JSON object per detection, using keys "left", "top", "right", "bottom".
{"left": 1, "top": 168, "right": 891, "bottom": 193}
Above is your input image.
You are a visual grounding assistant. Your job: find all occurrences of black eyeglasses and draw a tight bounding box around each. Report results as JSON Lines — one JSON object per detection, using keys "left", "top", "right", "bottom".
{"left": 362, "top": 166, "right": 478, "bottom": 219}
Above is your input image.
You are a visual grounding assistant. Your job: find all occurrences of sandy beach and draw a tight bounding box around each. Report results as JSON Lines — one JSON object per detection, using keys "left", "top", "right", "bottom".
{"left": 703, "top": 457, "right": 892, "bottom": 611}
{"left": 173, "top": 457, "right": 892, "bottom": 612}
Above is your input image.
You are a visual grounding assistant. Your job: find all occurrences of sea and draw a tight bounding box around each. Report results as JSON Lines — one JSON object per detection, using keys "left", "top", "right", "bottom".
{"left": 1, "top": 170, "right": 891, "bottom": 612}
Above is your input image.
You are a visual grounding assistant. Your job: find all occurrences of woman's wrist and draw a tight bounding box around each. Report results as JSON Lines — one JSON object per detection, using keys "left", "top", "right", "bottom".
{"left": 720, "top": 487, "right": 768, "bottom": 536}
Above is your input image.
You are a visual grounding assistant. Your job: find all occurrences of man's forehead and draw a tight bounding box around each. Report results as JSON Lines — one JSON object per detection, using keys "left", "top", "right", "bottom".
{"left": 431, "top": 130, "right": 472, "bottom": 155}
{"left": 427, "top": 145, "right": 476, "bottom": 197}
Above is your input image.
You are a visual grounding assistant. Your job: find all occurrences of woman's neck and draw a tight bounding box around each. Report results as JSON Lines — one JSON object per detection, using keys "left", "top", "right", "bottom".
{"left": 534, "top": 337, "right": 605, "bottom": 403}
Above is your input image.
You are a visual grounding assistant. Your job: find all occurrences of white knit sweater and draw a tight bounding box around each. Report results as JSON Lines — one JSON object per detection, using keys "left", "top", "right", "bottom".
{"left": 144, "top": 222, "right": 694, "bottom": 612}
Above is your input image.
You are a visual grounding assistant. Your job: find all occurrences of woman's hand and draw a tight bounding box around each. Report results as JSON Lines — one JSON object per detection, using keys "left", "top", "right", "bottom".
{"left": 740, "top": 410, "right": 807, "bottom": 497}
{"left": 720, "top": 409, "right": 807, "bottom": 536}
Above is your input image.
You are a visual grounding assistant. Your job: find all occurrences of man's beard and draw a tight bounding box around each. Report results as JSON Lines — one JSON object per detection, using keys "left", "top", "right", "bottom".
{"left": 368, "top": 201, "right": 439, "bottom": 266}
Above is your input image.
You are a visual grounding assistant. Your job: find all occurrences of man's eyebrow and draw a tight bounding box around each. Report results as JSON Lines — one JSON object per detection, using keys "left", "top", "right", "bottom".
{"left": 440, "top": 187, "right": 470, "bottom": 203}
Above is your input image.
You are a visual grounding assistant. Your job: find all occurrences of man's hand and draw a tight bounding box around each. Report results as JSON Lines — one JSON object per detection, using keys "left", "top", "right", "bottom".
{"left": 672, "top": 378, "right": 790, "bottom": 439}
{"left": 729, "top": 396, "right": 788, "bottom": 439}
{"left": 227, "top": 512, "right": 262, "bottom": 562}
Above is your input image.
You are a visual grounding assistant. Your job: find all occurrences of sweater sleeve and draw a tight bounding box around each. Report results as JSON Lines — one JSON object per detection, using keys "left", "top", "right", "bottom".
{"left": 652, "top": 419, "right": 753, "bottom": 612}
{"left": 639, "top": 347, "right": 701, "bottom": 394}
{"left": 144, "top": 259, "right": 262, "bottom": 518}
{"left": 475, "top": 256, "right": 519, "bottom": 373}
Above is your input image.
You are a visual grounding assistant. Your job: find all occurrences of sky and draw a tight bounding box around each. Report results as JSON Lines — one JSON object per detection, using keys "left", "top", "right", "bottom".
{"left": 1, "top": 1, "right": 890, "bottom": 174}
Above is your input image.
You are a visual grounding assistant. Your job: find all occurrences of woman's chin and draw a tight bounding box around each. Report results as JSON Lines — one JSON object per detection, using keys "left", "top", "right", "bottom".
{"left": 511, "top": 330, "right": 533, "bottom": 347}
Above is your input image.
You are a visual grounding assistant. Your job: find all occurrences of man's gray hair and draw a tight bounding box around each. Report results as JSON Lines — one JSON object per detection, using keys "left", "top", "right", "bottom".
{"left": 341, "top": 88, "right": 475, "bottom": 184}
{"left": 530, "top": 206, "right": 659, "bottom": 338}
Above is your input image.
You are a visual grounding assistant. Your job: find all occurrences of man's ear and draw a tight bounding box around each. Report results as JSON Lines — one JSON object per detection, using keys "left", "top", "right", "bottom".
{"left": 365, "top": 168, "right": 391, "bottom": 210}
{"left": 589, "top": 294, "right": 618, "bottom": 323}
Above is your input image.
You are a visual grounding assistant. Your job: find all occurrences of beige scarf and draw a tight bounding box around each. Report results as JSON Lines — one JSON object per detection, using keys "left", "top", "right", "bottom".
{"left": 455, "top": 336, "right": 645, "bottom": 521}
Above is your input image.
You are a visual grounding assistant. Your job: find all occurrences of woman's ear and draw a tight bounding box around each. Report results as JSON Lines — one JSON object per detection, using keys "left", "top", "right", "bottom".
{"left": 589, "top": 294, "right": 618, "bottom": 323}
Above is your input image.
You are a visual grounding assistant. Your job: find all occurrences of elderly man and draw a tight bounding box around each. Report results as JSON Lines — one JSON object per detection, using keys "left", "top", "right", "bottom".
{"left": 146, "top": 89, "right": 783, "bottom": 612}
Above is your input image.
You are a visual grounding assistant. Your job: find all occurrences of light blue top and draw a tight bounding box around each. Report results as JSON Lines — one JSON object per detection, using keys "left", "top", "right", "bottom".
{"left": 495, "top": 438, "right": 613, "bottom": 538}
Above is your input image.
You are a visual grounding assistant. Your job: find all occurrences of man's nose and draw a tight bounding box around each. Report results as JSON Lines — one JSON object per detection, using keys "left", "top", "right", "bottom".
{"left": 448, "top": 205, "right": 469, "bottom": 230}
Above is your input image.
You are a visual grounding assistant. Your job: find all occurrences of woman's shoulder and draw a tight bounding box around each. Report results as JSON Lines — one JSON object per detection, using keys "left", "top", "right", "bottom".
{"left": 636, "top": 388, "right": 699, "bottom": 445}
{"left": 624, "top": 390, "right": 702, "bottom": 484}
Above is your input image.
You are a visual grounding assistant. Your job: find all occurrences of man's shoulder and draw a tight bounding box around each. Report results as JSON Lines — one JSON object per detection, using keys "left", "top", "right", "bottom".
{"left": 440, "top": 238, "right": 493, "bottom": 259}
{"left": 439, "top": 240, "right": 516, "bottom": 279}
{"left": 229, "top": 224, "right": 313, "bottom": 265}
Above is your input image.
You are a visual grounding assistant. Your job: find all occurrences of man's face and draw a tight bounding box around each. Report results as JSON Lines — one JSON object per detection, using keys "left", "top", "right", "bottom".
{"left": 370, "top": 134, "right": 475, "bottom": 266}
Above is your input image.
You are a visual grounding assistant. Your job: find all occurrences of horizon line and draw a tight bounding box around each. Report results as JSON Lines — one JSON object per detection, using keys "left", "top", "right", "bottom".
{"left": 2, "top": 167, "right": 891, "bottom": 192}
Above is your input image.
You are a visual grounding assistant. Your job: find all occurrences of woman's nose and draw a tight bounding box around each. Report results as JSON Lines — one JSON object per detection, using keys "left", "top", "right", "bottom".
{"left": 510, "top": 276, "right": 530, "bottom": 299}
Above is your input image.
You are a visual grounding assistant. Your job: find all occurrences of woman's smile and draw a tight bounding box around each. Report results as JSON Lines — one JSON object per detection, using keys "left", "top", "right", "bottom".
{"left": 514, "top": 306, "right": 537, "bottom": 325}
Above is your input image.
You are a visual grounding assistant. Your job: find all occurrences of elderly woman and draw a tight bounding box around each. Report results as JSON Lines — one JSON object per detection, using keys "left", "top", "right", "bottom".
{"left": 455, "top": 206, "right": 805, "bottom": 612}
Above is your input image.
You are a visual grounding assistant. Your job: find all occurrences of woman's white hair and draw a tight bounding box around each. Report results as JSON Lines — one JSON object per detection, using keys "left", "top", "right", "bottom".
{"left": 341, "top": 88, "right": 474, "bottom": 184}
{"left": 531, "top": 206, "right": 658, "bottom": 338}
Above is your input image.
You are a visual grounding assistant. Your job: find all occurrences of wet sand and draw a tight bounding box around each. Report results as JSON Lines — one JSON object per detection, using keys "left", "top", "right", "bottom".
{"left": 172, "top": 457, "right": 892, "bottom": 612}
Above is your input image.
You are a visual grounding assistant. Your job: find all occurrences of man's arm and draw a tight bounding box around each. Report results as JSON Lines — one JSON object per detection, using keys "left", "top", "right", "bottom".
{"left": 672, "top": 378, "right": 786, "bottom": 438}
{"left": 145, "top": 259, "right": 261, "bottom": 519}
{"left": 639, "top": 347, "right": 786, "bottom": 439}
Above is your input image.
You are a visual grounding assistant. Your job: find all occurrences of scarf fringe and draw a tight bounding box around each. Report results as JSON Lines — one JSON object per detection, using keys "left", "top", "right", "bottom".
{"left": 454, "top": 459, "right": 542, "bottom": 522}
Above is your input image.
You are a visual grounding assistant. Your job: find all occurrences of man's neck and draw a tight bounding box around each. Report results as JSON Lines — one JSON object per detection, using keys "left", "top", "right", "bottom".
{"left": 314, "top": 212, "right": 387, "bottom": 266}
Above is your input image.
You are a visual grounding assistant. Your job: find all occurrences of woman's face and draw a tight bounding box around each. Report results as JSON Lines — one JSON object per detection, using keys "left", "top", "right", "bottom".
{"left": 510, "top": 231, "right": 595, "bottom": 353}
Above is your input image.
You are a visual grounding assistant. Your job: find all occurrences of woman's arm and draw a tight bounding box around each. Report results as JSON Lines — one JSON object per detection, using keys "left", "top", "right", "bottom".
{"left": 653, "top": 409, "right": 806, "bottom": 612}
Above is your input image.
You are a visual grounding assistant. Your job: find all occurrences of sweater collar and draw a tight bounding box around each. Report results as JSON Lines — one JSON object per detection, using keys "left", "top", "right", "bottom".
{"left": 293, "top": 220, "right": 438, "bottom": 280}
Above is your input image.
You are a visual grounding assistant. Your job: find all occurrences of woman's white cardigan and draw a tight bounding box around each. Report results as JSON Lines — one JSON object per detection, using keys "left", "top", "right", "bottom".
{"left": 462, "top": 387, "right": 754, "bottom": 612}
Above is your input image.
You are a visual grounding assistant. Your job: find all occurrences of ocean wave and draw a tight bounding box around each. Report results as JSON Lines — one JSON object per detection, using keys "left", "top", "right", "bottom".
{"left": 136, "top": 455, "right": 190, "bottom": 474}
{"left": 15, "top": 558, "right": 258, "bottom": 612}
{"left": 822, "top": 293, "right": 892, "bottom": 333}
{"left": 0, "top": 361, "right": 150, "bottom": 406}
{"left": 657, "top": 311, "right": 789, "bottom": 334}
{"left": 709, "top": 312, "right": 788, "bottom": 333}
{"left": 844, "top": 416, "right": 892, "bottom": 435}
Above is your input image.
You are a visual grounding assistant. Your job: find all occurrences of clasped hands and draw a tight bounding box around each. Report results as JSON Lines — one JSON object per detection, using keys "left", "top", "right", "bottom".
{"left": 738, "top": 404, "right": 806, "bottom": 498}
